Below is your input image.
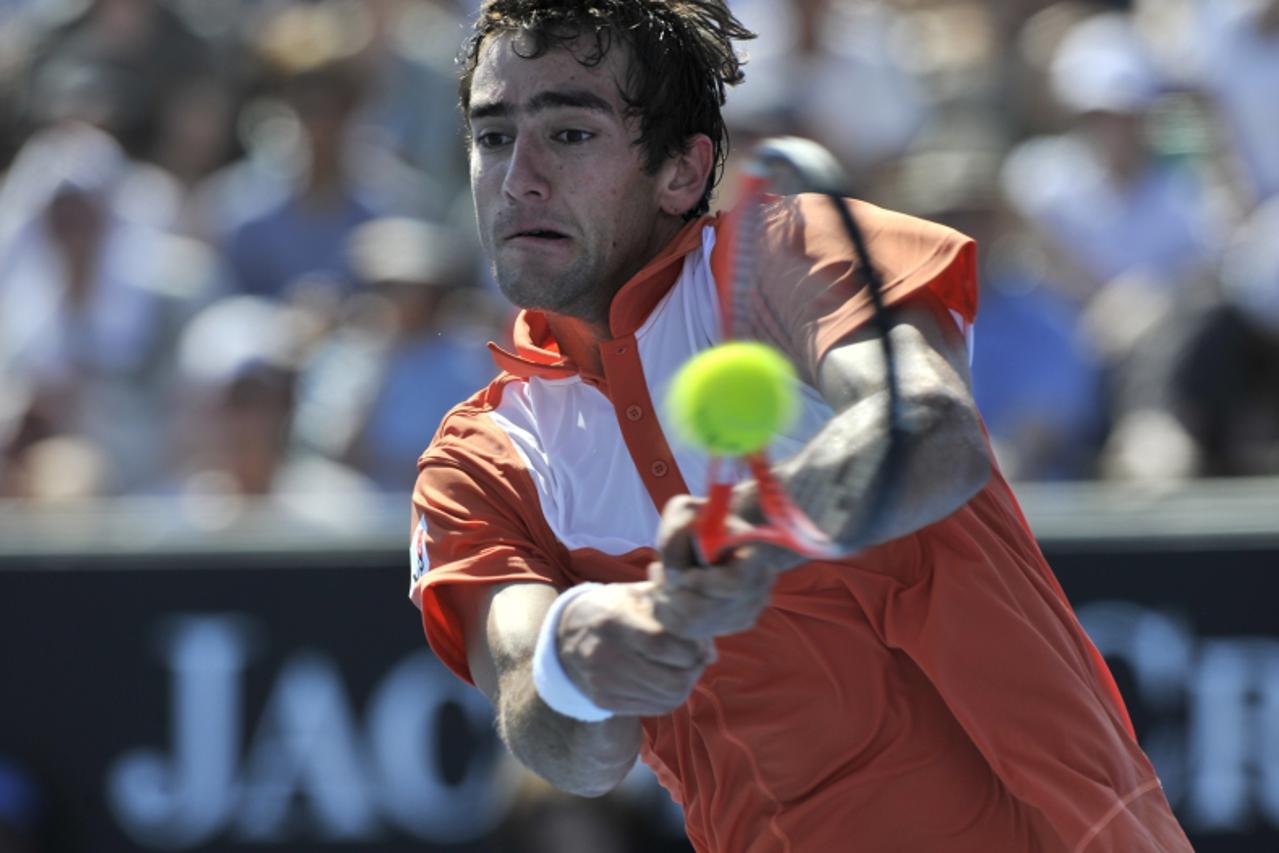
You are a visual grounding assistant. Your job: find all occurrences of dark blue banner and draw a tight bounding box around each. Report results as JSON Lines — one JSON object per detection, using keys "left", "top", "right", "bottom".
{"left": 0, "top": 542, "right": 1274, "bottom": 852}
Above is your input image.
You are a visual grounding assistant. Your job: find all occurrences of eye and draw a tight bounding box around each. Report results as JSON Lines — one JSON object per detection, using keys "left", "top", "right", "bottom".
{"left": 553, "top": 129, "right": 595, "bottom": 145}
{"left": 474, "top": 130, "right": 511, "bottom": 149}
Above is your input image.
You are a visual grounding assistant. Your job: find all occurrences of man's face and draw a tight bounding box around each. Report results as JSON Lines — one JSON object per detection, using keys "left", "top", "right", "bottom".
{"left": 466, "top": 34, "right": 671, "bottom": 322}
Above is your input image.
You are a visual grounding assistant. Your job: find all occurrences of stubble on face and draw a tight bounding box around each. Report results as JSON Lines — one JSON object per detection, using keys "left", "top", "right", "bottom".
{"left": 467, "top": 34, "right": 677, "bottom": 328}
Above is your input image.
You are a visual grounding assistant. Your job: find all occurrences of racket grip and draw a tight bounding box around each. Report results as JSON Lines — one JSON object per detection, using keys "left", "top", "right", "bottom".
{"left": 693, "top": 482, "right": 735, "bottom": 566}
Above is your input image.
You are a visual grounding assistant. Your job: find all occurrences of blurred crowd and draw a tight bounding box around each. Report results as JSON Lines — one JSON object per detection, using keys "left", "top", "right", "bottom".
{"left": 0, "top": 0, "right": 503, "bottom": 521}
{"left": 0, "top": 0, "right": 1277, "bottom": 529}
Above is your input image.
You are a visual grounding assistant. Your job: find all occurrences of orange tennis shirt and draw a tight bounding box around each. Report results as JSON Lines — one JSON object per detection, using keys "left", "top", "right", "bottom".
{"left": 410, "top": 196, "right": 1192, "bottom": 852}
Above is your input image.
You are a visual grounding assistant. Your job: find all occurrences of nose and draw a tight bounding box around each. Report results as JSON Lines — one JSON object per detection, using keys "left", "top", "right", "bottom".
{"left": 502, "top": 137, "right": 551, "bottom": 201}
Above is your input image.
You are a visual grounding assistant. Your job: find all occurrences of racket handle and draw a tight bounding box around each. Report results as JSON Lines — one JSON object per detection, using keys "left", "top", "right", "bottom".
{"left": 693, "top": 482, "right": 735, "bottom": 565}
{"left": 691, "top": 458, "right": 845, "bottom": 565}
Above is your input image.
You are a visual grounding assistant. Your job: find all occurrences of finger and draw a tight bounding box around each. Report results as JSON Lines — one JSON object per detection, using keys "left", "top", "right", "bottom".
{"left": 657, "top": 495, "right": 706, "bottom": 571}
{"left": 651, "top": 583, "right": 772, "bottom": 639}
{"left": 737, "top": 541, "right": 805, "bottom": 577}
{"left": 588, "top": 658, "right": 705, "bottom": 715}
{"left": 664, "top": 560, "right": 775, "bottom": 601}
{"left": 647, "top": 560, "right": 668, "bottom": 586}
{"left": 712, "top": 600, "right": 771, "bottom": 635}
{"left": 632, "top": 628, "right": 714, "bottom": 669}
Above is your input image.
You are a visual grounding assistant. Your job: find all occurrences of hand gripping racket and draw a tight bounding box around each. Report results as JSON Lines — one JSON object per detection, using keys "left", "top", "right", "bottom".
{"left": 692, "top": 137, "right": 907, "bottom": 565}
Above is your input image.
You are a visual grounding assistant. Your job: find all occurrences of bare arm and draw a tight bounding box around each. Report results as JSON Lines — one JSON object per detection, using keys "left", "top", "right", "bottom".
{"left": 465, "top": 580, "right": 710, "bottom": 796}
{"left": 466, "top": 582, "right": 641, "bottom": 797}
{"left": 772, "top": 297, "right": 991, "bottom": 553}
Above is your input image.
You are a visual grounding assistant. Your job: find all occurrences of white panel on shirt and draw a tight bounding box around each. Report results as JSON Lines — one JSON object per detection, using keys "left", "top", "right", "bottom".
{"left": 488, "top": 376, "right": 661, "bottom": 553}
{"left": 487, "top": 225, "right": 966, "bottom": 555}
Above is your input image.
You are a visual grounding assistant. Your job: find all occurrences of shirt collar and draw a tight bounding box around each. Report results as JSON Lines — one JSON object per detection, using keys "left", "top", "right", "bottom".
{"left": 488, "top": 213, "right": 717, "bottom": 382}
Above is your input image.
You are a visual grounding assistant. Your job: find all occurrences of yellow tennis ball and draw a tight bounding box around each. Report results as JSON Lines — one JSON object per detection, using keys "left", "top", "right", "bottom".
{"left": 667, "top": 341, "right": 798, "bottom": 455}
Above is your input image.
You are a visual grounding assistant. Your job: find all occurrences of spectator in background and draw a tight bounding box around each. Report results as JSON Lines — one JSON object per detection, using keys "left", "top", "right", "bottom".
{"left": 889, "top": 125, "right": 1106, "bottom": 481}
{"left": 19, "top": 0, "right": 215, "bottom": 162}
{"left": 1162, "top": 197, "right": 1279, "bottom": 477}
{"left": 192, "top": 1, "right": 455, "bottom": 251}
{"left": 3, "top": 0, "right": 244, "bottom": 239}
{"left": 1098, "top": 194, "right": 1279, "bottom": 482}
{"left": 291, "top": 218, "right": 499, "bottom": 492}
{"left": 1187, "top": 0, "right": 1279, "bottom": 206}
{"left": 359, "top": 0, "right": 472, "bottom": 219}
{"left": 1001, "top": 11, "right": 1235, "bottom": 481}
{"left": 0, "top": 122, "right": 218, "bottom": 498}
{"left": 221, "top": 1, "right": 386, "bottom": 302}
{"left": 970, "top": 220, "right": 1108, "bottom": 480}
{"left": 1002, "top": 11, "right": 1226, "bottom": 300}
{"left": 168, "top": 295, "right": 377, "bottom": 529}
{"left": 146, "top": 71, "right": 239, "bottom": 211}
{"left": 723, "top": 0, "right": 927, "bottom": 180}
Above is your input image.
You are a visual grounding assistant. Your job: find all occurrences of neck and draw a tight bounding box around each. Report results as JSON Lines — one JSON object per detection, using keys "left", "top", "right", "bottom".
{"left": 545, "top": 314, "right": 610, "bottom": 380}
{"left": 304, "top": 149, "right": 346, "bottom": 199}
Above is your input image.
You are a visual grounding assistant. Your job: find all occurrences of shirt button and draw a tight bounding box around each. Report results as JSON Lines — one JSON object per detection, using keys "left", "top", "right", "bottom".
{"left": 650, "top": 460, "right": 669, "bottom": 478}
{"left": 614, "top": 344, "right": 628, "bottom": 355}
{"left": 625, "top": 404, "right": 643, "bottom": 421}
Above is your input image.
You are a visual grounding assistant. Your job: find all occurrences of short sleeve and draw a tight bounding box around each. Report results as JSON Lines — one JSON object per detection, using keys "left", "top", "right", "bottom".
{"left": 743, "top": 194, "right": 978, "bottom": 382}
{"left": 410, "top": 403, "right": 571, "bottom": 685}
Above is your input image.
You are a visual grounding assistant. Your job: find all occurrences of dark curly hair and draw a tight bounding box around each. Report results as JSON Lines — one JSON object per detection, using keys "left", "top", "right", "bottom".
{"left": 458, "top": 0, "right": 755, "bottom": 218}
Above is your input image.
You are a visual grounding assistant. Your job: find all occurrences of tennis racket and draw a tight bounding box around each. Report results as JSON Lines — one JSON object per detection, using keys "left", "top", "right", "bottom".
{"left": 692, "top": 137, "right": 907, "bottom": 565}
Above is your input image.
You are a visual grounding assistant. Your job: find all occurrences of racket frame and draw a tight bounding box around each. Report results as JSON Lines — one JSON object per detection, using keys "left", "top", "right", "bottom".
{"left": 694, "top": 163, "right": 844, "bottom": 563}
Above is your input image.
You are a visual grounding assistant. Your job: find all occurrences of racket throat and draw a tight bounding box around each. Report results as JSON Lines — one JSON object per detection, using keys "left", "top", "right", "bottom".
{"left": 694, "top": 480, "right": 736, "bottom": 565}
{"left": 692, "top": 457, "right": 844, "bottom": 565}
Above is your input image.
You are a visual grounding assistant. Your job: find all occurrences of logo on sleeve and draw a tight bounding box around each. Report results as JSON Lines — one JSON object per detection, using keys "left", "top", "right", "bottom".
{"left": 410, "top": 515, "right": 430, "bottom": 586}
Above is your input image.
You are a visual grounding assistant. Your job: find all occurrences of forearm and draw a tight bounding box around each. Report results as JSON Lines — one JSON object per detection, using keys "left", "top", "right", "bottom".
{"left": 740, "top": 386, "right": 989, "bottom": 557}
{"left": 473, "top": 578, "right": 710, "bottom": 793}
{"left": 495, "top": 663, "right": 642, "bottom": 797}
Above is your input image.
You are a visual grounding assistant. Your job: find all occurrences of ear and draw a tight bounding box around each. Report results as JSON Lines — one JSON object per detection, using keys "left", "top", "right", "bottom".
{"left": 655, "top": 134, "right": 715, "bottom": 218}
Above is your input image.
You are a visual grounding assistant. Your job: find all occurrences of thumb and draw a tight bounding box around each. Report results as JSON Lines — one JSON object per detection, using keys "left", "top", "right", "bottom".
{"left": 658, "top": 494, "right": 707, "bottom": 571}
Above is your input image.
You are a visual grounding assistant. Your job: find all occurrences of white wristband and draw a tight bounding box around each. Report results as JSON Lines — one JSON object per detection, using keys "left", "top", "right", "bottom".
{"left": 532, "top": 583, "right": 614, "bottom": 722}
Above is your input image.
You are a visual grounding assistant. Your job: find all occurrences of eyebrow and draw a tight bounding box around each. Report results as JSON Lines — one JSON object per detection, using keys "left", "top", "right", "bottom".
{"left": 469, "top": 88, "right": 616, "bottom": 122}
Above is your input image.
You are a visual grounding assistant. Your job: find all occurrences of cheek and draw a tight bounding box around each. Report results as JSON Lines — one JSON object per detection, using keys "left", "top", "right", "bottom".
{"left": 469, "top": 156, "right": 488, "bottom": 197}
{"left": 611, "top": 177, "right": 656, "bottom": 235}
{"left": 592, "top": 169, "right": 644, "bottom": 219}
{"left": 470, "top": 163, "right": 500, "bottom": 231}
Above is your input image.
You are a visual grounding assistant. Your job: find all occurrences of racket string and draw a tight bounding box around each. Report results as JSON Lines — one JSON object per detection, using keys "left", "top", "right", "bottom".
{"left": 728, "top": 188, "right": 764, "bottom": 340}
{"left": 694, "top": 141, "right": 907, "bottom": 562}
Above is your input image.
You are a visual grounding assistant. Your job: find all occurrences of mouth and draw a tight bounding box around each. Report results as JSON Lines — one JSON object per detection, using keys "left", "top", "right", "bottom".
{"left": 507, "top": 229, "right": 570, "bottom": 242}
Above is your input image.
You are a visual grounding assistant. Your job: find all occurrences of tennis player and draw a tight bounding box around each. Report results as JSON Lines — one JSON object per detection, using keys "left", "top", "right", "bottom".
{"left": 408, "top": 1, "right": 1193, "bottom": 850}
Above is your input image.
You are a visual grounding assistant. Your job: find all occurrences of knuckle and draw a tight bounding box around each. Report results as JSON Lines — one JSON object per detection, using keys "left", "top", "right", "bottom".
{"left": 574, "top": 675, "right": 603, "bottom": 704}
{"left": 667, "top": 494, "right": 696, "bottom": 514}
{"left": 650, "top": 602, "right": 685, "bottom": 635}
{"left": 670, "top": 642, "right": 703, "bottom": 667}
{"left": 661, "top": 636, "right": 698, "bottom": 665}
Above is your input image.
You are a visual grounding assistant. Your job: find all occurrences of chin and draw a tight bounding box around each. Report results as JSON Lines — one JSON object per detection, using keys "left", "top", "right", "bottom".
{"left": 496, "top": 275, "right": 566, "bottom": 313}
{"left": 496, "top": 264, "right": 594, "bottom": 315}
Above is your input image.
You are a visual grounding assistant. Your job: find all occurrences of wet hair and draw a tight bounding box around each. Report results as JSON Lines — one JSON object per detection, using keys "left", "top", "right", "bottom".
{"left": 459, "top": 0, "right": 755, "bottom": 218}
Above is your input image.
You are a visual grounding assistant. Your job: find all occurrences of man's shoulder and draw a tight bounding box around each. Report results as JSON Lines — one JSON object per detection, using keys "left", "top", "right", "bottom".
{"left": 748, "top": 193, "right": 979, "bottom": 343}
{"left": 759, "top": 193, "right": 975, "bottom": 283}
{"left": 764, "top": 193, "right": 969, "bottom": 241}
{"left": 419, "top": 372, "right": 527, "bottom": 472}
